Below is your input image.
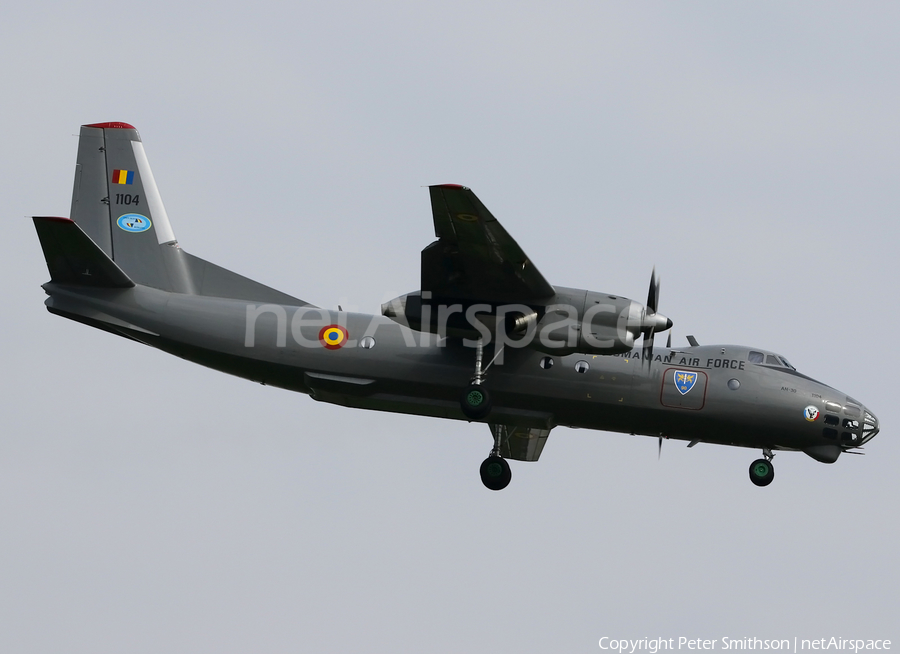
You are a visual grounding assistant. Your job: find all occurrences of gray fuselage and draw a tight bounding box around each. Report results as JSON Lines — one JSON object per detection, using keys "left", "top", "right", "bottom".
{"left": 44, "top": 282, "right": 875, "bottom": 462}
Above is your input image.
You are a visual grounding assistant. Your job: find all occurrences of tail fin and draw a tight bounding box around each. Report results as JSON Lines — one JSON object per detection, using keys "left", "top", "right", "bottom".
{"left": 33, "top": 216, "right": 134, "bottom": 288}
{"left": 55, "top": 122, "right": 308, "bottom": 305}
{"left": 70, "top": 122, "right": 194, "bottom": 292}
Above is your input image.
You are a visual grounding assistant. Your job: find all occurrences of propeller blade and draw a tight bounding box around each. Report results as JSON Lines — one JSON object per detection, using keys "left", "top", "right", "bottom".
{"left": 646, "top": 267, "right": 659, "bottom": 313}
{"left": 654, "top": 275, "right": 661, "bottom": 314}
{"left": 642, "top": 268, "right": 661, "bottom": 366}
{"left": 658, "top": 436, "right": 663, "bottom": 459}
{"left": 643, "top": 327, "right": 655, "bottom": 365}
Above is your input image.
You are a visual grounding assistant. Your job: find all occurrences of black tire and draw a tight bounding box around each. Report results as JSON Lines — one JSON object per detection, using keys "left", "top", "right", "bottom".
{"left": 480, "top": 455, "right": 511, "bottom": 491}
{"left": 749, "top": 458, "right": 775, "bottom": 487}
{"left": 460, "top": 384, "right": 492, "bottom": 420}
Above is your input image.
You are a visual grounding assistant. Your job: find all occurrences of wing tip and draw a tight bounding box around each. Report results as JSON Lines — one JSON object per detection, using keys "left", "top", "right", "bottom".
{"left": 83, "top": 121, "right": 136, "bottom": 129}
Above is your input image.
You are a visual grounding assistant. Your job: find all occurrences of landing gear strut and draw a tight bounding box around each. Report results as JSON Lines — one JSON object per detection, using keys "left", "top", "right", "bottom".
{"left": 749, "top": 448, "right": 775, "bottom": 487}
{"left": 480, "top": 425, "right": 511, "bottom": 490}
{"left": 460, "top": 337, "right": 492, "bottom": 420}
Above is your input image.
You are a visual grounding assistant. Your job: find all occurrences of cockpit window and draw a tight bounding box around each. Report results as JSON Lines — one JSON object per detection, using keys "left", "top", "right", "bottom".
{"left": 748, "top": 350, "right": 797, "bottom": 370}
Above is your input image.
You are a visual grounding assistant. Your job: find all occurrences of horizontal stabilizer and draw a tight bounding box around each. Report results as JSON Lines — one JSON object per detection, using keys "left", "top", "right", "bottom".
{"left": 33, "top": 216, "right": 134, "bottom": 288}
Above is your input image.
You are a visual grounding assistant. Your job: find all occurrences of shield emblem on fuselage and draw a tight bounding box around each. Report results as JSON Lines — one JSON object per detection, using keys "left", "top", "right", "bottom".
{"left": 660, "top": 368, "right": 708, "bottom": 410}
{"left": 674, "top": 370, "right": 698, "bottom": 395}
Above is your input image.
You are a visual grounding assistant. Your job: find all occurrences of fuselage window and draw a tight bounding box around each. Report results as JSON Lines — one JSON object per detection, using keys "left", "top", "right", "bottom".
{"left": 748, "top": 351, "right": 764, "bottom": 363}
{"left": 824, "top": 414, "right": 840, "bottom": 426}
{"left": 574, "top": 360, "right": 590, "bottom": 374}
{"left": 765, "top": 355, "right": 781, "bottom": 365}
{"left": 540, "top": 356, "right": 554, "bottom": 370}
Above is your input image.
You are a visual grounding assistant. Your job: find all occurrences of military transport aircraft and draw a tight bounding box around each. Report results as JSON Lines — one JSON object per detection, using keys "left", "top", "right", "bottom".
{"left": 32, "top": 122, "right": 880, "bottom": 490}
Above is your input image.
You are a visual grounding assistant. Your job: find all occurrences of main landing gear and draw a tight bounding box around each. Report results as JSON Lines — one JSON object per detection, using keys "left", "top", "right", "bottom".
{"left": 480, "top": 455, "right": 511, "bottom": 491}
{"left": 749, "top": 449, "right": 775, "bottom": 487}
{"left": 480, "top": 425, "right": 511, "bottom": 491}
{"left": 460, "top": 337, "right": 492, "bottom": 420}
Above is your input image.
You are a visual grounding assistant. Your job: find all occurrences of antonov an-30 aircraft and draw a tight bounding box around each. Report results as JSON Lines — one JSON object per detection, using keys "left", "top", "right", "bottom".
{"left": 33, "top": 122, "right": 880, "bottom": 490}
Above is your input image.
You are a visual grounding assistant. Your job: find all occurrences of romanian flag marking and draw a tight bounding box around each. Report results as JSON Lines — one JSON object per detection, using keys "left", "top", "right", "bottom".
{"left": 111, "top": 169, "right": 135, "bottom": 185}
{"left": 319, "top": 325, "right": 349, "bottom": 350}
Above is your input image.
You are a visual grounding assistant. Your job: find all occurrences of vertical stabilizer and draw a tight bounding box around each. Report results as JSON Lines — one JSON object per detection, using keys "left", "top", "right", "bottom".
{"left": 70, "top": 125, "right": 112, "bottom": 255}
{"left": 59, "top": 122, "right": 307, "bottom": 305}
{"left": 69, "top": 122, "right": 194, "bottom": 293}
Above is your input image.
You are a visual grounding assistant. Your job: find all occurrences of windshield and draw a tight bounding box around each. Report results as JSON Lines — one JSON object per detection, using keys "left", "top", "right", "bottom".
{"left": 747, "top": 350, "right": 798, "bottom": 371}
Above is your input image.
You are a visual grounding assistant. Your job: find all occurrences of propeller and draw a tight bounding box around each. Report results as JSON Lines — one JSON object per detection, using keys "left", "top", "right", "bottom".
{"left": 641, "top": 268, "right": 673, "bottom": 365}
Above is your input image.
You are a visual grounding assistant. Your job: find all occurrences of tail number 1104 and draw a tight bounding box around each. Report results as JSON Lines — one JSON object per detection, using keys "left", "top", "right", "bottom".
{"left": 115, "top": 194, "right": 140, "bottom": 206}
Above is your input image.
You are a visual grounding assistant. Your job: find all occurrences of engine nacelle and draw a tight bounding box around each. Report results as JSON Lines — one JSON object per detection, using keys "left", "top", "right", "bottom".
{"left": 381, "top": 285, "right": 671, "bottom": 355}
{"left": 381, "top": 291, "right": 540, "bottom": 340}
{"left": 529, "top": 288, "right": 636, "bottom": 355}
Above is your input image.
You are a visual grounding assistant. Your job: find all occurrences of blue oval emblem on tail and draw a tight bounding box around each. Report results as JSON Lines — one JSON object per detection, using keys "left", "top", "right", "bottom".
{"left": 116, "top": 213, "right": 152, "bottom": 233}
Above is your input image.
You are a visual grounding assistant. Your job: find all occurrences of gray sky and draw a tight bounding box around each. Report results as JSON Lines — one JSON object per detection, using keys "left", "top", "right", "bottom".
{"left": 1, "top": 2, "right": 898, "bottom": 652}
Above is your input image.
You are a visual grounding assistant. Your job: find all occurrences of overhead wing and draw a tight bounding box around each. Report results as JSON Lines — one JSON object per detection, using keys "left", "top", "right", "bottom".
{"left": 422, "top": 185, "right": 555, "bottom": 303}
{"left": 490, "top": 424, "right": 552, "bottom": 462}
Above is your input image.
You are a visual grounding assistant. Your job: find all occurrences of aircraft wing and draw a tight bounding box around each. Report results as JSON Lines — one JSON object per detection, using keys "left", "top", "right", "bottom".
{"left": 422, "top": 185, "right": 555, "bottom": 303}
{"left": 490, "top": 423, "right": 552, "bottom": 462}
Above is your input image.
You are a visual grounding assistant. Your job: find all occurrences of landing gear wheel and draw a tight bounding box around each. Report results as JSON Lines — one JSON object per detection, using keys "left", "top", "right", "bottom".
{"left": 461, "top": 384, "right": 492, "bottom": 420}
{"left": 480, "top": 455, "right": 511, "bottom": 491}
{"left": 749, "top": 458, "right": 775, "bottom": 487}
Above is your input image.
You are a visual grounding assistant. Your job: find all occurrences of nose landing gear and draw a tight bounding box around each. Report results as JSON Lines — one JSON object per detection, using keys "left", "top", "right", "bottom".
{"left": 749, "top": 449, "right": 775, "bottom": 487}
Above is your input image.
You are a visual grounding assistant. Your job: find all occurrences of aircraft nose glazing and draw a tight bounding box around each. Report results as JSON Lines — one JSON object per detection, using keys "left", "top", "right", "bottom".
{"left": 860, "top": 410, "right": 879, "bottom": 444}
